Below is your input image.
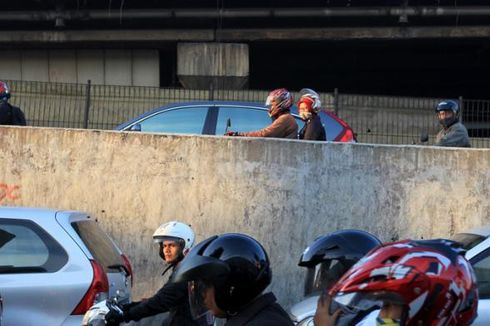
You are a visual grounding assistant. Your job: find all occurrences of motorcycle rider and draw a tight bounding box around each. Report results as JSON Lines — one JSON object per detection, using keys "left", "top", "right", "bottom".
{"left": 434, "top": 99, "right": 471, "bottom": 147}
{"left": 290, "top": 229, "right": 382, "bottom": 325}
{"left": 315, "top": 239, "right": 478, "bottom": 326}
{"left": 0, "top": 81, "right": 26, "bottom": 126}
{"left": 105, "top": 221, "right": 207, "bottom": 325}
{"left": 225, "top": 88, "right": 298, "bottom": 139}
{"left": 172, "top": 233, "right": 294, "bottom": 325}
{"left": 297, "top": 88, "right": 326, "bottom": 141}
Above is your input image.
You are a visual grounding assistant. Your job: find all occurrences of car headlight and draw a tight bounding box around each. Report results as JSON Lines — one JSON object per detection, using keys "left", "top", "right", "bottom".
{"left": 297, "top": 316, "right": 314, "bottom": 326}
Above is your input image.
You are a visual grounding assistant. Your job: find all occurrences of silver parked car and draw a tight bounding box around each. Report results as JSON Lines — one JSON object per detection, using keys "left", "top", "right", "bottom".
{"left": 0, "top": 207, "right": 133, "bottom": 325}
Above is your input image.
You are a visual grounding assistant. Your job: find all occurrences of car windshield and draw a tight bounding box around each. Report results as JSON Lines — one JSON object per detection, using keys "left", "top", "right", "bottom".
{"left": 451, "top": 233, "right": 487, "bottom": 251}
{"left": 71, "top": 220, "right": 124, "bottom": 272}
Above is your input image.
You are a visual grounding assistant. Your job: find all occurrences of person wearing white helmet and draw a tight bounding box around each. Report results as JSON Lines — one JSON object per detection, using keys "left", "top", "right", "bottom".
{"left": 297, "top": 88, "right": 326, "bottom": 141}
{"left": 153, "top": 220, "right": 195, "bottom": 268}
{"left": 105, "top": 221, "right": 210, "bottom": 326}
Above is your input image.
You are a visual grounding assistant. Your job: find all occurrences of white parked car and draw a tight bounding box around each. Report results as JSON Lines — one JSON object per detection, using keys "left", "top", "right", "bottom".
{"left": 452, "top": 226, "right": 490, "bottom": 326}
{"left": 0, "top": 207, "right": 133, "bottom": 325}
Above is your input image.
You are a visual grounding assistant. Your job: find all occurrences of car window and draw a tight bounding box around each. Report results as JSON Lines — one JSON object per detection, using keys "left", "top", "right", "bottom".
{"left": 135, "top": 106, "right": 209, "bottom": 134}
{"left": 0, "top": 219, "right": 68, "bottom": 273}
{"left": 451, "top": 233, "right": 487, "bottom": 251}
{"left": 472, "top": 253, "right": 490, "bottom": 299}
{"left": 319, "top": 113, "right": 344, "bottom": 141}
{"left": 216, "top": 106, "right": 273, "bottom": 135}
{"left": 71, "top": 220, "right": 123, "bottom": 273}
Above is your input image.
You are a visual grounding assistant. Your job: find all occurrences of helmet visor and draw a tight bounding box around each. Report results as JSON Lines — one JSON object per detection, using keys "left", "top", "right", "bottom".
{"left": 153, "top": 235, "right": 183, "bottom": 244}
{"left": 187, "top": 280, "right": 216, "bottom": 325}
{"left": 265, "top": 94, "right": 275, "bottom": 107}
{"left": 304, "top": 259, "right": 355, "bottom": 297}
{"left": 330, "top": 291, "right": 407, "bottom": 318}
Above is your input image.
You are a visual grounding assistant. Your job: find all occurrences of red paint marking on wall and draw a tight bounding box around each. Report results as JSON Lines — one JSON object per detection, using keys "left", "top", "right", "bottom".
{"left": 0, "top": 183, "right": 21, "bottom": 203}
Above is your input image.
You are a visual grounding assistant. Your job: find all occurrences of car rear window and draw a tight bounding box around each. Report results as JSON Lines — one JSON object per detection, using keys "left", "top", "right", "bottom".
{"left": 319, "top": 113, "right": 344, "bottom": 141}
{"left": 71, "top": 220, "right": 123, "bottom": 272}
{"left": 0, "top": 218, "right": 68, "bottom": 273}
{"left": 451, "top": 233, "right": 487, "bottom": 251}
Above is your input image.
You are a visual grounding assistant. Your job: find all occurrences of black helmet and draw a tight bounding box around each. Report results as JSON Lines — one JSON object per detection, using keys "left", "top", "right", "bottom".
{"left": 173, "top": 233, "right": 271, "bottom": 315}
{"left": 298, "top": 229, "right": 381, "bottom": 297}
{"left": 435, "top": 99, "right": 460, "bottom": 128}
{"left": 0, "top": 81, "right": 10, "bottom": 102}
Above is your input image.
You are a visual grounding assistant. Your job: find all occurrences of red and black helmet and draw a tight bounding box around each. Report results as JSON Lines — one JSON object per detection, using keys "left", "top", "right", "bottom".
{"left": 329, "top": 239, "right": 478, "bottom": 325}
{"left": 0, "top": 81, "right": 10, "bottom": 102}
{"left": 265, "top": 88, "right": 293, "bottom": 118}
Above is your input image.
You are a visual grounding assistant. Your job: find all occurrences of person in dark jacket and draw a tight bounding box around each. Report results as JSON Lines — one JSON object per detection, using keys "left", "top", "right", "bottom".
{"left": 172, "top": 233, "right": 294, "bottom": 326}
{"left": 105, "top": 221, "right": 208, "bottom": 326}
{"left": 225, "top": 88, "right": 298, "bottom": 139}
{"left": 297, "top": 88, "right": 326, "bottom": 141}
{"left": 0, "top": 81, "right": 26, "bottom": 126}
{"left": 434, "top": 99, "right": 471, "bottom": 148}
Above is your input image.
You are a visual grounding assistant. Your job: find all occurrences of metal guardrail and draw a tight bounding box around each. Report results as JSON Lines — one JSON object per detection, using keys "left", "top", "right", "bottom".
{"left": 5, "top": 79, "right": 490, "bottom": 148}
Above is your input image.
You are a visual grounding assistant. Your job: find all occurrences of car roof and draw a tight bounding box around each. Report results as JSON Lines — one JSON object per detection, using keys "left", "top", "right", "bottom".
{"left": 459, "top": 225, "right": 490, "bottom": 237}
{"left": 115, "top": 100, "right": 266, "bottom": 130}
{"left": 0, "top": 206, "right": 88, "bottom": 223}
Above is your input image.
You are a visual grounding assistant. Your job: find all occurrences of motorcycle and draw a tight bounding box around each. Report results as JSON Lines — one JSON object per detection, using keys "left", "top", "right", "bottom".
{"left": 82, "top": 296, "right": 219, "bottom": 326}
{"left": 82, "top": 298, "right": 124, "bottom": 326}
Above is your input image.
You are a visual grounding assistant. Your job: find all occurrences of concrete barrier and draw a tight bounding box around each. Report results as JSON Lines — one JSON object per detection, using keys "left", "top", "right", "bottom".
{"left": 1, "top": 126, "right": 489, "bottom": 309}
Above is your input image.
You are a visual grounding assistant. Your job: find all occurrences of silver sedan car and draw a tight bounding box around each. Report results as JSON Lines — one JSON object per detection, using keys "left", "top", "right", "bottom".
{"left": 0, "top": 207, "right": 133, "bottom": 325}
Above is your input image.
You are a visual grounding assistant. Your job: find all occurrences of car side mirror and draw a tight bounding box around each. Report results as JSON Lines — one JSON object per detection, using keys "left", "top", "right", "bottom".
{"left": 129, "top": 123, "right": 141, "bottom": 132}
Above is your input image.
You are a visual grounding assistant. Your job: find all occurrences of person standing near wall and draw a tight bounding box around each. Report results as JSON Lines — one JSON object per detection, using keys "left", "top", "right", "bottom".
{"left": 434, "top": 99, "right": 470, "bottom": 147}
{"left": 0, "top": 81, "right": 26, "bottom": 126}
{"left": 297, "top": 88, "right": 326, "bottom": 141}
{"left": 225, "top": 88, "right": 298, "bottom": 139}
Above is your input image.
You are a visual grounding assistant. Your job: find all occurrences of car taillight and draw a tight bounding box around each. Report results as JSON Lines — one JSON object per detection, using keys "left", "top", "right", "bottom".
{"left": 71, "top": 260, "right": 109, "bottom": 315}
{"left": 121, "top": 253, "right": 134, "bottom": 287}
{"left": 338, "top": 129, "right": 355, "bottom": 142}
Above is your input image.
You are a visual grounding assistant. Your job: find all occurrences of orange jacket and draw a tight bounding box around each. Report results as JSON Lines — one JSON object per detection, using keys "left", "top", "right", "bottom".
{"left": 239, "top": 113, "right": 298, "bottom": 139}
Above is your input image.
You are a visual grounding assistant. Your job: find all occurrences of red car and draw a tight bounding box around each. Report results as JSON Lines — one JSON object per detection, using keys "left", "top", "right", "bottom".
{"left": 116, "top": 101, "right": 356, "bottom": 142}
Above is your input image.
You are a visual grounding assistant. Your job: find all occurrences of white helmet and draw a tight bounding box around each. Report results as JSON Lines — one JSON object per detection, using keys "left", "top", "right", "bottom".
{"left": 299, "top": 88, "right": 322, "bottom": 113}
{"left": 152, "top": 221, "right": 195, "bottom": 254}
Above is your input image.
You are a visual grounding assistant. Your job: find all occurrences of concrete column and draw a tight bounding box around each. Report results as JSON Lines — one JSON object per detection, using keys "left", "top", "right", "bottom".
{"left": 177, "top": 42, "right": 249, "bottom": 90}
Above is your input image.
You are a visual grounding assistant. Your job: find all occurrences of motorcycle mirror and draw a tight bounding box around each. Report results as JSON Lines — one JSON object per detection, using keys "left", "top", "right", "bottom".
{"left": 419, "top": 131, "right": 429, "bottom": 143}
{"left": 225, "top": 118, "right": 232, "bottom": 133}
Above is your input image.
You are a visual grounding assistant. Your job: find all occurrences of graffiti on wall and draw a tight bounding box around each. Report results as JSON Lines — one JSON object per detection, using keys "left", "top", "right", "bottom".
{"left": 0, "top": 183, "right": 21, "bottom": 203}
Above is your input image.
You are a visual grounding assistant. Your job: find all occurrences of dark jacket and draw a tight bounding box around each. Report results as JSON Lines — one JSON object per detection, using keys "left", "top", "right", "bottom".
{"left": 0, "top": 101, "right": 26, "bottom": 126}
{"left": 225, "top": 292, "right": 294, "bottom": 326}
{"left": 124, "top": 267, "right": 198, "bottom": 326}
{"left": 435, "top": 121, "right": 471, "bottom": 148}
{"left": 240, "top": 112, "right": 298, "bottom": 139}
{"left": 299, "top": 114, "right": 326, "bottom": 141}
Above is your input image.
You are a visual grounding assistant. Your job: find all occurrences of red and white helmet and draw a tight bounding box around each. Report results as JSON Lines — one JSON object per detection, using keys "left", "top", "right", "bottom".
{"left": 0, "top": 81, "right": 11, "bottom": 102}
{"left": 298, "top": 88, "right": 321, "bottom": 114}
{"left": 329, "top": 239, "right": 478, "bottom": 326}
{"left": 265, "top": 88, "right": 293, "bottom": 118}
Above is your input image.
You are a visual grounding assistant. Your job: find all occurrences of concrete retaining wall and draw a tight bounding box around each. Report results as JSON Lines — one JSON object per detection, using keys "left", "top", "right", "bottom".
{"left": 1, "top": 126, "right": 489, "bottom": 309}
